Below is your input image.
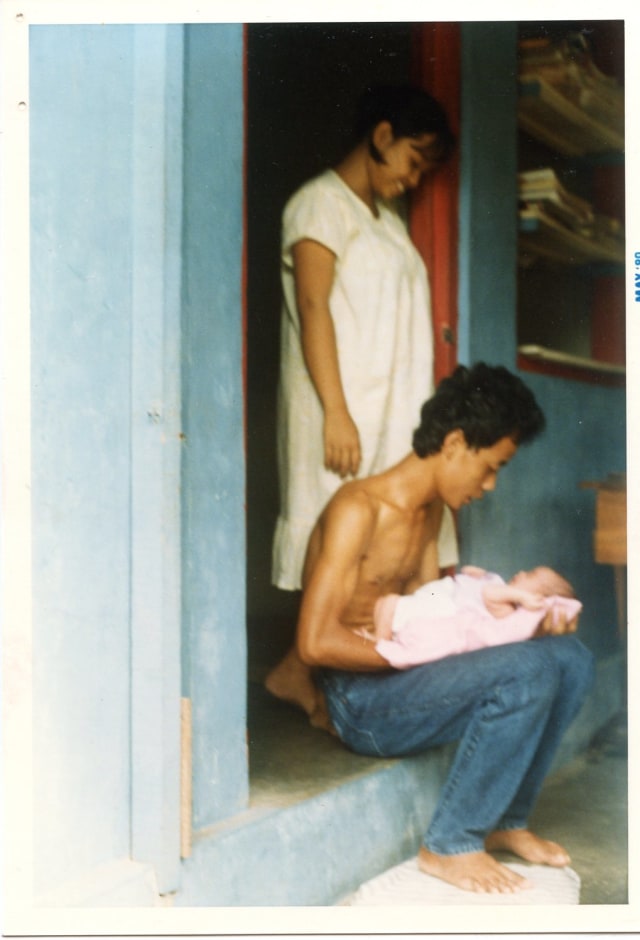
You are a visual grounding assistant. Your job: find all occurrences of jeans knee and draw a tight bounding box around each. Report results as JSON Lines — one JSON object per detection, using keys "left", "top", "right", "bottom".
{"left": 494, "top": 643, "right": 562, "bottom": 710}
{"left": 537, "top": 635, "right": 596, "bottom": 698}
{"left": 571, "top": 639, "right": 596, "bottom": 695}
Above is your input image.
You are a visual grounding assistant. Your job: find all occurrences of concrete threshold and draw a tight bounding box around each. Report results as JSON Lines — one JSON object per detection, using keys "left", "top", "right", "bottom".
{"left": 176, "top": 652, "right": 623, "bottom": 907}
{"left": 178, "top": 742, "right": 454, "bottom": 906}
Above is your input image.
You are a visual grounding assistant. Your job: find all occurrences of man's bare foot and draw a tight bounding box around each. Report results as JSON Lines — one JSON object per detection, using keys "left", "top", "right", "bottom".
{"left": 309, "top": 691, "right": 338, "bottom": 736}
{"left": 265, "top": 647, "right": 318, "bottom": 716}
{"left": 485, "top": 829, "right": 571, "bottom": 867}
{"left": 265, "top": 647, "right": 337, "bottom": 735}
{"left": 418, "top": 846, "right": 532, "bottom": 894}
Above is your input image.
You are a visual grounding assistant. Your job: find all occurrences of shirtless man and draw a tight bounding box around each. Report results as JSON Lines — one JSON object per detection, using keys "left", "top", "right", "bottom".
{"left": 267, "top": 362, "right": 595, "bottom": 894}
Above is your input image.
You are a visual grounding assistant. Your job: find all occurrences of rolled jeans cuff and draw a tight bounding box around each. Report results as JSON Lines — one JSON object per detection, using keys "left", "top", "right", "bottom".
{"left": 492, "top": 817, "right": 528, "bottom": 834}
{"left": 423, "top": 838, "right": 485, "bottom": 856}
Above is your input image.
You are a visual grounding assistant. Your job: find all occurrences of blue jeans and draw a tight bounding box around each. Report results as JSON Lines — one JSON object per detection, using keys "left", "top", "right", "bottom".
{"left": 319, "top": 635, "right": 595, "bottom": 855}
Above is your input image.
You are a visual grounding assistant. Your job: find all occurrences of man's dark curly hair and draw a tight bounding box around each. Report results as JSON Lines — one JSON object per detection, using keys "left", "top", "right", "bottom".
{"left": 412, "top": 363, "right": 546, "bottom": 458}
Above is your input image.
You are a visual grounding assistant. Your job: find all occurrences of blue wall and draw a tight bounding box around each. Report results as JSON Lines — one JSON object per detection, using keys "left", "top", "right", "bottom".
{"left": 30, "top": 24, "right": 141, "bottom": 896}
{"left": 457, "top": 23, "right": 626, "bottom": 659}
{"left": 25, "top": 19, "right": 624, "bottom": 908}
{"left": 181, "top": 23, "right": 248, "bottom": 829}
{"left": 29, "top": 21, "right": 247, "bottom": 903}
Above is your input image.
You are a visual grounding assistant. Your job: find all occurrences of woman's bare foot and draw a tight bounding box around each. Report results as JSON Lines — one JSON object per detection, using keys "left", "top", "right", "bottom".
{"left": 418, "top": 846, "right": 532, "bottom": 894}
{"left": 485, "top": 829, "right": 571, "bottom": 867}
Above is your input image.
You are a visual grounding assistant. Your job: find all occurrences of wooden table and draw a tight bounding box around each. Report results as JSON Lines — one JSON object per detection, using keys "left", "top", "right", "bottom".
{"left": 581, "top": 473, "right": 627, "bottom": 635}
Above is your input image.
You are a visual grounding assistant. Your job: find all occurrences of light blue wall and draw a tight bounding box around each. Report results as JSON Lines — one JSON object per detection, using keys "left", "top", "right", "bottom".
{"left": 458, "top": 23, "right": 626, "bottom": 659}
{"left": 30, "top": 24, "right": 140, "bottom": 896}
{"left": 180, "top": 23, "right": 248, "bottom": 829}
{"left": 26, "top": 18, "right": 624, "bottom": 908}
{"left": 29, "top": 21, "right": 248, "bottom": 901}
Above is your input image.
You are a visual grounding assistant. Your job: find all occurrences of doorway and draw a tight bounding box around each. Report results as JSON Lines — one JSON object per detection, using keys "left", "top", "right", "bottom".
{"left": 245, "top": 22, "right": 415, "bottom": 679}
{"left": 244, "top": 21, "right": 419, "bottom": 801}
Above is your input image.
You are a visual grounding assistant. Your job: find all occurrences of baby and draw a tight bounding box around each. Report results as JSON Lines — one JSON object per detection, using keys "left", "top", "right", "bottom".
{"left": 373, "top": 565, "right": 583, "bottom": 670}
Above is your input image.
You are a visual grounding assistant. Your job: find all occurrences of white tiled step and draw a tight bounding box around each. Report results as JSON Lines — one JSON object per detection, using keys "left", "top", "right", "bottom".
{"left": 346, "top": 857, "right": 581, "bottom": 906}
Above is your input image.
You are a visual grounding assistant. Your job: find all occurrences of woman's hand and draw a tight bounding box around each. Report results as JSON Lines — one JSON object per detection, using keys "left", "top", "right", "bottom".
{"left": 293, "top": 239, "right": 362, "bottom": 478}
{"left": 323, "top": 408, "right": 362, "bottom": 478}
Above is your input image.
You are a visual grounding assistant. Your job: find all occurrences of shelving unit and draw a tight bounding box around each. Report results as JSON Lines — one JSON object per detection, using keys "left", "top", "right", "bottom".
{"left": 516, "top": 25, "right": 625, "bottom": 378}
{"left": 518, "top": 344, "right": 625, "bottom": 376}
{"left": 519, "top": 207, "right": 624, "bottom": 265}
{"left": 518, "top": 77, "right": 624, "bottom": 157}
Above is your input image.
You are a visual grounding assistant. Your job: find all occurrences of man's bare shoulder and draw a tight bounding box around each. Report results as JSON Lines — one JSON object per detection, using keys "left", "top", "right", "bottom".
{"left": 323, "top": 480, "right": 379, "bottom": 529}
{"left": 304, "top": 483, "right": 379, "bottom": 582}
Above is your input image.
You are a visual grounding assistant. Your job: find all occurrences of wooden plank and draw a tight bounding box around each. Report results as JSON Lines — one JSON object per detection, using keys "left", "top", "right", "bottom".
{"left": 594, "top": 488, "right": 627, "bottom": 566}
{"left": 518, "top": 78, "right": 624, "bottom": 156}
{"left": 519, "top": 208, "right": 625, "bottom": 264}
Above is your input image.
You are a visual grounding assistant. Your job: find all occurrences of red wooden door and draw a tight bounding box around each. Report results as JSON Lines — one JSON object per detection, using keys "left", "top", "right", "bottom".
{"left": 410, "top": 22, "right": 461, "bottom": 385}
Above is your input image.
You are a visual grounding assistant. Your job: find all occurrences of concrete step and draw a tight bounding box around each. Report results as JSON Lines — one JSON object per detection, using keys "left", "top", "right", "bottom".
{"left": 176, "top": 652, "right": 623, "bottom": 906}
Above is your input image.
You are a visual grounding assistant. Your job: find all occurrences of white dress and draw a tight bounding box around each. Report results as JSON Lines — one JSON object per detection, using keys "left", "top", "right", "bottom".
{"left": 272, "top": 169, "right": 458, "bottom": 590}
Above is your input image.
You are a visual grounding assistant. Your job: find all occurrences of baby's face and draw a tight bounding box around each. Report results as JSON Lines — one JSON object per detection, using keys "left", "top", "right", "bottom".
{"left": 510, "top": 566, "right": 561, "bottom": 596}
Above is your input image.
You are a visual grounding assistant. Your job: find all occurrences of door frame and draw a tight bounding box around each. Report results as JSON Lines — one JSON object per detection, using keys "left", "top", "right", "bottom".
{"left": 410, "top": 22, "right": 461, "bottom": 384}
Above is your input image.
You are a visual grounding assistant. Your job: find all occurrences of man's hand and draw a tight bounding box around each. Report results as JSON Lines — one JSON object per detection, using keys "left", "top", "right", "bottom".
{"left": 534, "top": 606, "right": 579, "bottom": 637}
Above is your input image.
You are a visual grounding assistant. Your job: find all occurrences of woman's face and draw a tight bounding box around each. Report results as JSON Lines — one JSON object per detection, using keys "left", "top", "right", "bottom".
{"left": 369, "top": 125, "right": 442, "bottom": 200}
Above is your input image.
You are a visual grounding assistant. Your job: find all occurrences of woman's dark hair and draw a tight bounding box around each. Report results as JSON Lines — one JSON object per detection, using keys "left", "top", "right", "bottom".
{"left": 354, "top": 84, "right": 456, "bottom": 164}
{"left": 412, "top": 363, "right": 546, "bottom": 457}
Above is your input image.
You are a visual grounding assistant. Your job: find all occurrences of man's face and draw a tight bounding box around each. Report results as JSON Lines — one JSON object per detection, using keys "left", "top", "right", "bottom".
{"left": 440, "top": 434, "right": 518, "bottom": 510}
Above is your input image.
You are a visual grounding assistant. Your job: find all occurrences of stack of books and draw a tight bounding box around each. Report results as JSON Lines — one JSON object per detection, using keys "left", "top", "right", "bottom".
{"left": 518, "top": 167, "right": 594, "bottom": 234}
{"left": 519, "top": 32, "right": 624, "bottom": 138}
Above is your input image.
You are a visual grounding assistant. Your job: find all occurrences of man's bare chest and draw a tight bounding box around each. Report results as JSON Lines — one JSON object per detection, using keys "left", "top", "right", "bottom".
{"left": 362, "top": 507, "right": 430, "bottom": 586}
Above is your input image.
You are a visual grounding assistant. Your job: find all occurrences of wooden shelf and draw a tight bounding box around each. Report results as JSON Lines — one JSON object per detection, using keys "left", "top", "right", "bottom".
{"left": 516, "top": 28, "right": 625, "bottom": 387}
{"left": 518, "top": 78, "right": 624, "bottom": 157}
{"left": 519, "top": 208, "right": 625, "bottom": 265}
{"left": 518, "top": 344, "right": 625, "bottom": 376}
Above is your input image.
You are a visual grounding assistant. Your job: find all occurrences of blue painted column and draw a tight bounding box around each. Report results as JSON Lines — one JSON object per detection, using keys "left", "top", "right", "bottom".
{"left": 129, "top": 25, "right": 185, "bottom": 894}
{"left": 181, "top": 24, "right": 249, "bottom": 829}
{"left": 458, "top": 21, "right": 518, "bottom": 367}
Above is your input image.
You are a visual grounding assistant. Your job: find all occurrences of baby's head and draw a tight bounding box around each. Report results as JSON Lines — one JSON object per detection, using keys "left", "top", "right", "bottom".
{"left": 509, "top": 566, "right": 575, "bottom": 598}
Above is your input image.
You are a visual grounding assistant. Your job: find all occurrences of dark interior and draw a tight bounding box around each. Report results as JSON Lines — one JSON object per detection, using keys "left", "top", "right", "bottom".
{"left": 245, "top": 22, "right": 415, "bottom": 678}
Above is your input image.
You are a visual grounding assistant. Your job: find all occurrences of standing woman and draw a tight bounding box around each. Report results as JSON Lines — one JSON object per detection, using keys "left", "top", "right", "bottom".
{"left": 272, "top": 84, "right": 459, "bottom": 595}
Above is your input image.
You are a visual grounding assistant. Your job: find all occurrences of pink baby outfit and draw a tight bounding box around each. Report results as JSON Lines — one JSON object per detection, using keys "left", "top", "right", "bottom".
{"left": 374, "top": 572, "right": 583, "bottom": 670}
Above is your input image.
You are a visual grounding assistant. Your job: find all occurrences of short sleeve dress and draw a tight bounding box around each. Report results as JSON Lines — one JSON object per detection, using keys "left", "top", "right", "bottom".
{"left": 272, "top": 170, "right": 458, "bottom": 590}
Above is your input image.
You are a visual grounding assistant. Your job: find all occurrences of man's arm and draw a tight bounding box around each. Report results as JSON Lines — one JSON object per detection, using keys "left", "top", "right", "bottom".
{"left": 296, "top": 492, "right": 390, "bottom": 671}
{"left": 460, "top": 565, "right": 488, "bottom": 579}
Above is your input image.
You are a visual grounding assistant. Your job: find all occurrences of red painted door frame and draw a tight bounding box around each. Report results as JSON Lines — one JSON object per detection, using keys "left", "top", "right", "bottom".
{"left": 410, "top": 22, "right": 461, "bottom": 385}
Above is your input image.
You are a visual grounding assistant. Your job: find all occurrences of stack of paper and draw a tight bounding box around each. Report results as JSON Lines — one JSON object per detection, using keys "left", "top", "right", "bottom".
{"left": 518, "top": 167, "right": 594, "bottom": 233}
{"left": 519, "top": 32, "right": 624, "bottom": 137}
